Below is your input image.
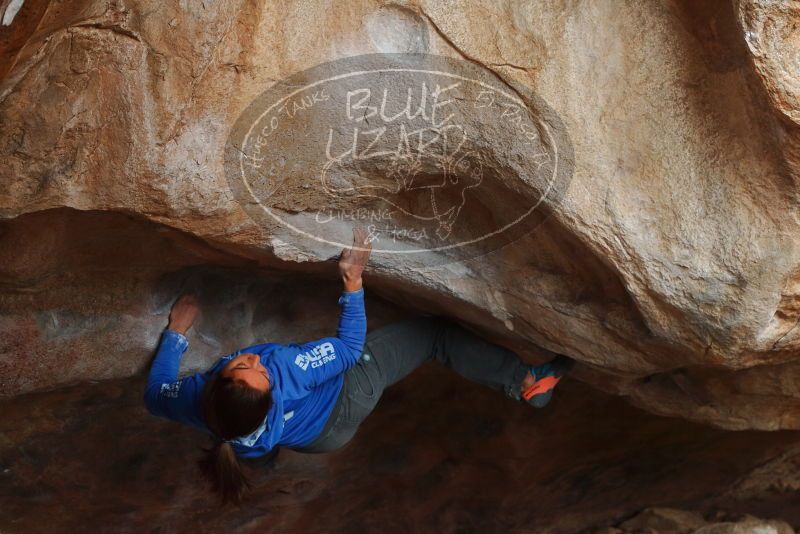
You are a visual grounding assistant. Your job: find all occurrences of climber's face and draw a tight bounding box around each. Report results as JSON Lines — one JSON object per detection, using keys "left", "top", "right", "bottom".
{"left": 220, "top": 353, "right": 270, "bottom": 393}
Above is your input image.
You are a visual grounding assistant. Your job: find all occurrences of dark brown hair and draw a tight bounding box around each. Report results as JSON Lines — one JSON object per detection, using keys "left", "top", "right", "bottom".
{"left": 198, "top": 373, "right": 273, "bottom": 505}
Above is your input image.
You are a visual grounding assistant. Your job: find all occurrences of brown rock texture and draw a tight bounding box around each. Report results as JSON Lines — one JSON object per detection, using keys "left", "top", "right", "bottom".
{"left": 2, "top": 362, "right": 799, "bottom": 532}
{"left": 1, "top": 0, "right": 800, "bottom": 434}
{"left": 608, "top": 507, "right": 796, "bottom": 533}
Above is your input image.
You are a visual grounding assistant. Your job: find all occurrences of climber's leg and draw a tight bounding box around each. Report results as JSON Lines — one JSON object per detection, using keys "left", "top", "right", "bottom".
{"left": 292, "top": 319, "right": 435, "bottom": 453}
{"left": 359, "top": 316, "right": 532, "bottom": 399}
{"left": 293, "top": 316, "right": 568, "bottom": 453}
{"left": 362, "top": 316, "right": 573, "bottom": 406}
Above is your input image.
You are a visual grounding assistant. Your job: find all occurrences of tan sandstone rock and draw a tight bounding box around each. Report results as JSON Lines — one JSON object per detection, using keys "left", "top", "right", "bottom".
{"left": 1, "top": 0, "right": 800, "bottom": 431}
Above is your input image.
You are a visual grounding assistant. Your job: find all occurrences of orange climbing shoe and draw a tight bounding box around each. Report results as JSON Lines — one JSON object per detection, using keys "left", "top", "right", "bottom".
{"left": 522, "top": 355, "right": 575, "bottom": 408}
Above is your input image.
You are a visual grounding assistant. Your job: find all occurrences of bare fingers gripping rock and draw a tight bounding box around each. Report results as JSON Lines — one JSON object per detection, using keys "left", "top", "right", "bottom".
{"left": 168, "top": 294, "right": 200, "bottom": 335}
{"left": 339, "top": 226, "right": 372, "bottom": 291}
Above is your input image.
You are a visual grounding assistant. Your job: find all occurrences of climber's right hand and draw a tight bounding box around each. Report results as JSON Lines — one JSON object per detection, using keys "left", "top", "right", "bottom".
{"left": 339, "top": 226, "right": 372, "bottom": 292}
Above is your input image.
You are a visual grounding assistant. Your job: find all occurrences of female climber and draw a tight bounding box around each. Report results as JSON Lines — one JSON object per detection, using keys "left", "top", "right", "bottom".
{"left": 143, "top": 227, "right": 575, "bottom": 505}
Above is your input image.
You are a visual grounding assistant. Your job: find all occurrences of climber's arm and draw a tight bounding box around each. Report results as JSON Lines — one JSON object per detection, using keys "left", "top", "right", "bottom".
{"left": 142, "top": 295, "right": 203, "bottom": 425}
{"left": 271, "top": 227, "right": 370, "bottom": 393}
{"left": 272, "top": 287, "right": 367, "bottom": 393}
{"left": 143, "top": 329, "right": 202, "bottom": 423}
{"left": 308, "top": 286, "right": 367, "bottom": 370}
{"left": 332, "top": 225, "right": 370, "bottom": 365}
{"left": 336, "top": 225, "right": 369, "bottom": 357}
{"left": 333, "top": 286, "right": 366, "bottom": 355}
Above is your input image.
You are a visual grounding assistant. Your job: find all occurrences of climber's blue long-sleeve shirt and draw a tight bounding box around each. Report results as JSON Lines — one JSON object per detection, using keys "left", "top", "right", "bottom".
{"left": 143, "top": 288, "right": 366, "bottom": 458}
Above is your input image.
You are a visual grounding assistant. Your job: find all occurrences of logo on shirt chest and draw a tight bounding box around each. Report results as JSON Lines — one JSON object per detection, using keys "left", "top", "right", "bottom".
{"left": 294, "top": 342, "right": 336, "bottom": 371}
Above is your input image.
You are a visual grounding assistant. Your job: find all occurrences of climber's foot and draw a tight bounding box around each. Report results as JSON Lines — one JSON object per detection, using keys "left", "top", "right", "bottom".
{"left": 521, "top": 354, "right": 575, "bottom": 408}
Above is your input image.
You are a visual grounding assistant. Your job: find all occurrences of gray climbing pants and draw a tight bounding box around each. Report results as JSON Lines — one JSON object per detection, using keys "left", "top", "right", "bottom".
{"left": 293, "top": 316, "right": 531, "bottom": 453}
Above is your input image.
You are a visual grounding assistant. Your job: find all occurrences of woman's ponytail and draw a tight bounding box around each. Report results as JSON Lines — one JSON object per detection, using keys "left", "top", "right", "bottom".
{"left": 199, "top": 371, "right": 274, "bottom": 505}
{"left": 197, "top": 438, "right": 252, "bottom": 505}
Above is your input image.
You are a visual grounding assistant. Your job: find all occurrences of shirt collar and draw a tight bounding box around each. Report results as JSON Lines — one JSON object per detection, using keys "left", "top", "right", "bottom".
{"left": 230, "top": 413, "right": 269, "bottom": 447}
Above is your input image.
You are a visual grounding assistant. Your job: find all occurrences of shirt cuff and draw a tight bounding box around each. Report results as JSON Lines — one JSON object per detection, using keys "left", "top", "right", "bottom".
{"left": 163, "top": 329, "right": 189, "bottom": 351}
{"left": 338, "top": 287, "right": 364, "bottom": 304}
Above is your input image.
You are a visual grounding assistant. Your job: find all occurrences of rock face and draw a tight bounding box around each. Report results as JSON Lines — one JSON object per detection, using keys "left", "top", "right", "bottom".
{"left": 2, "top": 363, "right": 800, "bottom": 532}
{"left": 607, "top": 507, "right": 796, "bottom": 534}
{"left": 2, "top": 0, "right": 800, "bottom": 433}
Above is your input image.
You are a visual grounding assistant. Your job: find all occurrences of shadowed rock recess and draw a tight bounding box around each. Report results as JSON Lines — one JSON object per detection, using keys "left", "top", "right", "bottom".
{"left": 1, "top": 0, "right": 800, "bottom": 531}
